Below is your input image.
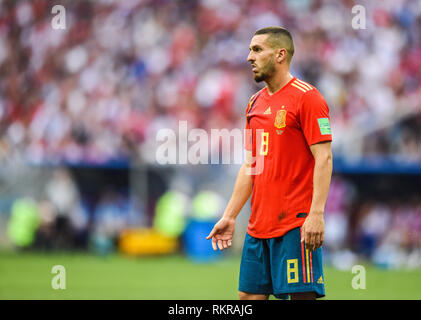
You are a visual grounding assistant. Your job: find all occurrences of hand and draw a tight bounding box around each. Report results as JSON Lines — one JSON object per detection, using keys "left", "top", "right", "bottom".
{"left": 301, "top": 212, "right": 325, "bottom": 251}
{"left": 206, "top": 217, "right": 236, "bottom": 251}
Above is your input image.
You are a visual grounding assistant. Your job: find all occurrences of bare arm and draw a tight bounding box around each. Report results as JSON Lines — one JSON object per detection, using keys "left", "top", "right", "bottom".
{"left": 222, "top": 151, "right": 253, "bottom": 220}
{"left": 206, "top": 151, "right": 253, "bottom": 250}
{"left": 309, "top": 141, "right": 333, "bottom": 214}
{"left": 301, "top": 141, "right": 333, "bottom": 251}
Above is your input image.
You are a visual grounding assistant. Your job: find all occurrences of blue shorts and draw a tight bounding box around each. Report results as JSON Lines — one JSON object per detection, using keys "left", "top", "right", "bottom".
{"left": 239, "top": 227, "right": 325, "bottom": 299}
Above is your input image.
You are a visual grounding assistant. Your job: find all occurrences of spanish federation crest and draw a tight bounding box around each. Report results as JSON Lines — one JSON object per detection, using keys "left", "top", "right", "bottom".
{"left": 274, "top": 108, "right": 287, "bottom": 129}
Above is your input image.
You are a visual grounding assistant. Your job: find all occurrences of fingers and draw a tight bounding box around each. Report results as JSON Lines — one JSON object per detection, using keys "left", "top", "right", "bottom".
{"left": 206, "top": 221, "right": 234, "bottom": 251}
{"left": 206, "top": 228, "right": 216, "bottom": 240}
{"left": 211, "top": 238, "right": 217, "bottom": 251}
{"left": 314, "top": 232, "right": 324, "bottom": 250}
{"left": 306, "top": 231, "right": 314, "bottom": 251}
{"left": 223, "top": 239, "right": 233, "bottom": 249}
{"left": 217, "top": 239, "right": 232, "bottom": 250}
{"left": 312, "top": 232, "right": 318, "bottom": 251}
{"left": 210, "top": 237, "right": 232, "bottom": 251}
{"left": 301, "top": 226, "right": 305, "bottom": 243}
{"left": 305, "top": 231, "right": 324, "bottom": 251}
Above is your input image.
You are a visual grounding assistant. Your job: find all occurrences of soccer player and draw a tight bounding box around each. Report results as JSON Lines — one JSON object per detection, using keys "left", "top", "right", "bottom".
{"left": 206, "top": 26, "right": 333, "bottom": 300}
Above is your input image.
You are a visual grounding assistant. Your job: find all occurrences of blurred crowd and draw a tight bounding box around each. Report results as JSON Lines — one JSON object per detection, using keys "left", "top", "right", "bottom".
{"left": 323, "top": 175, "right": 421, "bottom": 269}
{"left": 0, "top": 0, "right": 421, "bottom": 164}
{"left": 324, "top": 175, "right": 421, "bottom": 269}
{"left": 356, "top": 198, "right": 421, "bottom": 269}
{"left": 7, "top": 168, "right": 137, "bottom": 253}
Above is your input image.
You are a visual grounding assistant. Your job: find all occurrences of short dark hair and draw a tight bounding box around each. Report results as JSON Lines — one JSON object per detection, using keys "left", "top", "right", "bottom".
{"left": 254, "top": 26, "right": 294, "bottom": 63}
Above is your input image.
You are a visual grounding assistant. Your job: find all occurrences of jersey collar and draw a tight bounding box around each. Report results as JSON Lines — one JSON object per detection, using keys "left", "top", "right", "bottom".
{"left": 265, "top": 76, "right": 296, "bottom": 97}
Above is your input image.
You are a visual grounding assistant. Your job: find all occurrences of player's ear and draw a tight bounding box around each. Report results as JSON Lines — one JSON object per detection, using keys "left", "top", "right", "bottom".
{"left": 277, "top": 48, "right": 287, "bottom": 63}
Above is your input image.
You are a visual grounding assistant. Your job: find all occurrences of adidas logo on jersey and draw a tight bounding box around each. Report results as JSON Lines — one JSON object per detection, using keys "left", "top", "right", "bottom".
{"left": 263, "top": 107, "right": 271, "bottom": 115}
{"left": 317, "top": 276, "right": 324, "bottom": 284}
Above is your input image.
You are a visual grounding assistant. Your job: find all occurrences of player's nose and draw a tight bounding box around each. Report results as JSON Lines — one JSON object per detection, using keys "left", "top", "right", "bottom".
{"left": 247, "top": 51, "right": 254, "bottom": 63}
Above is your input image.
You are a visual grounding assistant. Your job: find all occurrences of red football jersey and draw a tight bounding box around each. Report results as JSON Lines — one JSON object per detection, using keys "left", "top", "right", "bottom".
{"left": 244, "top": 77, "right": 332, "bottom": 238}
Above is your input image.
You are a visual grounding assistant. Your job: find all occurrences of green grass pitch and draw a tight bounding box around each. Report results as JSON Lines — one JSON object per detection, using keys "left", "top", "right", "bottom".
{"left": 0, "top": 251, "right": 420, "bottom": 300}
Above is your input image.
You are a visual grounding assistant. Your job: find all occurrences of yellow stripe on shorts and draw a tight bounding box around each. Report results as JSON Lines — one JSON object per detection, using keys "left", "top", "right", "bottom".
{"left": 306, "top": 249, "right": 310, "bottom": 283}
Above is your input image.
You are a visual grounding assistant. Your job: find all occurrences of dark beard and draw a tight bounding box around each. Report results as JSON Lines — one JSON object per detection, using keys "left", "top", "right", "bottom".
{"left": 253, "top": 60, "right": 275, "bottom": 83}
{"left": 254, "top": 73, "right": 265, "bottom": 82}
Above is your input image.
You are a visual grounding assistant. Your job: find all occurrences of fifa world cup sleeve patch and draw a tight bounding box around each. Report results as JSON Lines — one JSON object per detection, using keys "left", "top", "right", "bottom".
{"left": 317, "top": 118, "right": 331, "bottom": 135}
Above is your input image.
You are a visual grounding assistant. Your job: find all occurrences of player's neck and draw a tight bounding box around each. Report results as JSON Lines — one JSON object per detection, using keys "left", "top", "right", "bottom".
{"left": 265, "top": 71, "right": 294, "bottom": 96}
